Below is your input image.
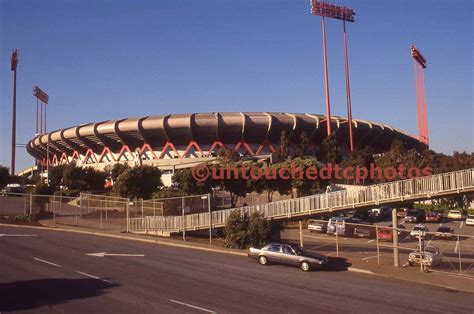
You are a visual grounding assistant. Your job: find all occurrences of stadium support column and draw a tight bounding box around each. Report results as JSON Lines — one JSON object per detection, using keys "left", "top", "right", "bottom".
{"left": 321, "top": 16, "right": 332, "bottom": 136}
{"left": 343, "top": 20, "right": 354, "bottom": 152}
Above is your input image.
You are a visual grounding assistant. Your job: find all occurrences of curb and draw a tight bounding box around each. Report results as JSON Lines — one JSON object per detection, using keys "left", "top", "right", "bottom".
{"left": 0, "top": 223, "right": 247, "bottom": 257}
{"left": 347, "top": 267, "right": 375, "bottom": 275}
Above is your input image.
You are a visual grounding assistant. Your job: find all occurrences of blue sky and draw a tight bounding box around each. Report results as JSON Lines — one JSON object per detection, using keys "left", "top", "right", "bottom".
{"left": 0, "top": 0, "right": 472, "bottom": 171}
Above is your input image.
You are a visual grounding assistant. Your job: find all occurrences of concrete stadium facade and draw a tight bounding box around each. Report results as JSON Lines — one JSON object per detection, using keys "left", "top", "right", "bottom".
{"left": 27, "top": 112, "right": 421, "bottom": 185}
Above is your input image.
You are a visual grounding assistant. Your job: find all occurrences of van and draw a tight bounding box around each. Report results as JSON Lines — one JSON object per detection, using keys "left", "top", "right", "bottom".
{"left": 327, "top": 217, "right": 355, "bottom": 236}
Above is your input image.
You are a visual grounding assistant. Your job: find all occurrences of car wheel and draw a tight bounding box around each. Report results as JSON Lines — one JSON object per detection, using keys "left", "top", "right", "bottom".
{"left": 300, "top": 261, "right": 311, "bottom": 272}
{"left": 258, "top": 256, "right": 268, "bottom": 266}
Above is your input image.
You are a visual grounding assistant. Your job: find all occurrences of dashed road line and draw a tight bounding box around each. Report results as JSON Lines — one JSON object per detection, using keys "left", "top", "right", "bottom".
{"left": 361, "top": 255, "right": 380, "bottom": 261}
{"left": 367, "top": 239, "right": 375, "bottom": 243}
{"left": 169, "top": 299, "right": 216, "bottom": 313}
{"left": 454, "top": 238, "right": 459, "bottom": 254}
{"left": 76, "top": 271, "right": 113, "bottom": 284}
{"left": 460, "top": 221, "right": 464, "bottom": 229}
{"left": 33, "top": 257, "right": 61, "bottom": 268}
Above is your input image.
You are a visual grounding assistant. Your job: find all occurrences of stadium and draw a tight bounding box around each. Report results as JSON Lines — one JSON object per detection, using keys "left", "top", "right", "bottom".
{"left": 26, "top": 112, "right": 422, "bottom": 185}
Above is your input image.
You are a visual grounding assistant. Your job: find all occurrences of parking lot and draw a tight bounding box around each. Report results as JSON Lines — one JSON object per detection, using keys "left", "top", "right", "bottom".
{"left": 282, "top": 216, "right": 474, "bottom": 277}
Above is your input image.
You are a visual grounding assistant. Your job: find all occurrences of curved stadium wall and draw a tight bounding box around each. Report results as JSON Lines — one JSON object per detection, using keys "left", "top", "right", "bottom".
{"left": 27, "top": 112, "right": 422, "bottom": 184}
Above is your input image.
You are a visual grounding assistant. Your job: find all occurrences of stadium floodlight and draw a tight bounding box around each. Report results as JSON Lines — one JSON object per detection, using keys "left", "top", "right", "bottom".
{"left": 310, "top": 0, "right": 356, "bottom": 152}
{"left": 411, "top": 45, "right": 428, "bottom": 146}
{"left": 310, "top": 0, "right": 355, "bottom": 22}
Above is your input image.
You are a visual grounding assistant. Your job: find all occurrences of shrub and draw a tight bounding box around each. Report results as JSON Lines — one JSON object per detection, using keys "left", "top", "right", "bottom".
{"left": 224, "top": 210, "right": 272, "bottom": 249}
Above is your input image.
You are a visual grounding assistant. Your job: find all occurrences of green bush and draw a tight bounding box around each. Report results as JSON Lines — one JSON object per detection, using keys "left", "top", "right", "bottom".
{"left": 224, "top": 210, "right": 272, "bottom": 249}
{"left": 14, "top": 214, "right": 33, "bottom": 222}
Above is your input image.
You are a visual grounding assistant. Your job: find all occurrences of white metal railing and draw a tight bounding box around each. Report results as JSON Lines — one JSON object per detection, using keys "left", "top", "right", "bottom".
{"left": 129, "top": 168, "right": 474, "bottom": 233}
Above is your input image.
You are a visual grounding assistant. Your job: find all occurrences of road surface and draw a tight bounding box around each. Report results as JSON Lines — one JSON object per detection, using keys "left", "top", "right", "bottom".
{"left": 0, "top": 226, "right": 472, "bottom": 313}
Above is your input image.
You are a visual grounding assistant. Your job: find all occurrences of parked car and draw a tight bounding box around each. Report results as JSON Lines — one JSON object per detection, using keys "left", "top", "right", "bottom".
{"left": 326, "top": 217, "right": 356, "bottom": 236}
{"left": 408, "top": 246, "right": 443, "bottom": 267}
{"left": 353, "top": 223, "right": 374, "bottom": 238}
{"left": 248, "top": 243, "right": 328, "bottom": 272}
{"left": 426, "top": 211, "right": 443, "bottom": 223}
{"left": 466, "top": 215, "right": 474, "bottom": 226}
{"left": 410, "top": 224, "right": 428, "bottom": 239}
{"left": 377, "top": 227, "right": 393, "bottom": 241}
{"left": 388, "top": 223, "right": 406, "bottom": 235}
{"left": 397, "top": 208, "right": 408, "bottom": 218}
{"left": 435, "top": 226, "right": 455, "bottom": 239}
{"left": 447, "top": 210, "right": 463, "bottom": 220}
{"left": 370, "top": 207, "right": 391, "bottom": 221}
{"left": 405, "top": 209, "right": 425, "bottom": 223}
{"left": 308, "top": 220, "right": 327, "bottom": 233}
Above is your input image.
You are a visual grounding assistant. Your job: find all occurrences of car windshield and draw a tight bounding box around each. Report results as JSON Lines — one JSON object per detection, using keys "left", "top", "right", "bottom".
{"left": 425, "top": 246, "right": 438, "bottom": 254}
{"left": 290, "top": 244, "right": 303, "bottom": 255}
{"left": 450, "top": 210, "right": 460, "bottom": 214}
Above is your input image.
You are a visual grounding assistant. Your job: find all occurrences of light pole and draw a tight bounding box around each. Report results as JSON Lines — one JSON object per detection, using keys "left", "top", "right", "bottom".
{"left": 411, "top": 45, "right": 428, "bottom": 146}
{"left": 10, "top": 49, "right": 19, "bottom": 175}
{"left": 33, "top": 86, "right": 49, "bottom": 177}
{"left": 310, "top": 1, "right": 356, "bottom": 149}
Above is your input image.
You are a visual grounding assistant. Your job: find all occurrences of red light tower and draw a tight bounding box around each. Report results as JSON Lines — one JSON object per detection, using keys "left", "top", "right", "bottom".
{"left": 10, "top": 49, "right": 19, "bottom": 175}
{"left": 411, "top": 45, "right": 428, "bottom": 146}
{"left": 310, "top": 0, "right": 356, "bottom": 152}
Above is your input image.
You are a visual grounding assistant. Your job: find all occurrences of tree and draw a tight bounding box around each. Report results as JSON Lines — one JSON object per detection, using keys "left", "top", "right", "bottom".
{"left": 63, "top": 162, "right": 88, "bottom": 190}
{"left": 290, "top": 158, "right": 322, "bottom": 197}
{"left": 295, "top": 131, "right": 312, "bottom": 158}
{"left": 172, "top": 168, "right": 212, "bottom": 195}
{"left": 272, "top": 130, "right": 291, "bottom": 162}
{"left": 224, "top": 210, "right": 271, "bottom": 249}
{"left": 263, "top": 162, "right": 292, "bottom": 202}
{"left": 318, "top": 133, "right": 338, "bottom": 164}
{"left": 48, "top": 165, "right": 67, "bottom": 190}
{"left": 113, "top": 165, "right": 163, "bottom": 199}
{"left": 84, "top": 167, "right": 107, "bottom": 191}
{"left": 0, "top": 166, "right": 10, "bottom": 188}
{"left": 110, "top": 163, "right": 130, "bottom": 182}
{"left": 32, "top": 183, "right": 55, "bottom": 215}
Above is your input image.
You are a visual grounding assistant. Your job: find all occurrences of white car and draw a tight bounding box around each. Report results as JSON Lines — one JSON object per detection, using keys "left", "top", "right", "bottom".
{"left": 408, "top": 246, "right": 443, "bottom": 267}
{"left": 410, "top": 224, "right": 428, "bottom": 239}
{"left": 466, "top": 215, "right": 474, "bottom": 226}
{"left": 447, "top": 210, "right": 463, "bottom": 220}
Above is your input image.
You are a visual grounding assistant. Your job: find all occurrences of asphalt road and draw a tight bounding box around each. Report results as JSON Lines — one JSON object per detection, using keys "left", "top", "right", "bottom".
{"left": 1, "top": 226, "right": 473, "bottom": 313}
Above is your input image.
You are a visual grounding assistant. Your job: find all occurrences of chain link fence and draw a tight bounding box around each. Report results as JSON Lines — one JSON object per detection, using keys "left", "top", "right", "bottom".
{"left": 0, "top": 192, "right": 129, "bottom": 232}
{"left": 290, "top": 218, "right": 474, "bottom": 278}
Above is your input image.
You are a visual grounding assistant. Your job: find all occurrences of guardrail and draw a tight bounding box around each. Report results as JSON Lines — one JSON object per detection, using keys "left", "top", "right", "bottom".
{"left": 129, "top": 168, "right": 474, "bottom": 234}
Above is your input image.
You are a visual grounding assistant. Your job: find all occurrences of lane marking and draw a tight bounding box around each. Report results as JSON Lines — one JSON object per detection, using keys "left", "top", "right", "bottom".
{"left": 460, "top": 221, "right": 464, "bottom": 229}
{"left": 169, "top": 299, "right": 216, "bottom": 313}
{"left": 0, "top": 233, "right": 38, "bottom": 237}
{"left": 76, "top": 271, "right": 113, "bottom": 284}
{"left": 367, "top": 239, "right": 375, "bottom": 243}
{"left": 361, "top": 255, "right": 380, "bottom": 261}
{"left": 454, "top": 238, "right": 459, "bottom": 254}
{"left": 33, "top": 257, "right": 61, "bottom": 268}
{"left": 86, "top": 252, "right": 145, "bottom": 258}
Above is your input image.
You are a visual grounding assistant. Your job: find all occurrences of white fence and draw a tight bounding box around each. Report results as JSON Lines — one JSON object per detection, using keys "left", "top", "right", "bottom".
{"left": 129, "top": 168, "right": 474, "bottom": 233}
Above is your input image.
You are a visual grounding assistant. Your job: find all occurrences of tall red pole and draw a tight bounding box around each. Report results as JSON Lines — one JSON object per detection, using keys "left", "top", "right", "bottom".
{"left": 420, "top": 68, "right": 428, "bottom": 144}
{"left": 36, "top": 98, "right": 39, "bottom": 135}
{"left": 321, "top": 16, "right": 332, "bottom": 136}
{"left": 11, "top": 65, "right": 17, "bottom": 175}
{"left": 413, "top": 61, "right": 422, "bottom": 142}
{"left": 343, "top": 20, "right": 354, "bottom": 152}
{"left": 40, "top": 101, "right": 43, "bottom": 134}
{"left": 44, "top": 102, "right": 47, "bottom": 133}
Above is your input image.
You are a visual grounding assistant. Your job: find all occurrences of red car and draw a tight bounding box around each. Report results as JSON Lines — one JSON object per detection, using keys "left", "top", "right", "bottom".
{"left": 377, "top": 227, "right": 393, "bottom": 241}
{"left": 426, "top": 212, "right": 443, "bottom": 223}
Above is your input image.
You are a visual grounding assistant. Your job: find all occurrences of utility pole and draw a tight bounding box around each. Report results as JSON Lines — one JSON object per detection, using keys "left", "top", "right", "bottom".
{"left": 10, "top": 49, "right": 19, "bottom": 175}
